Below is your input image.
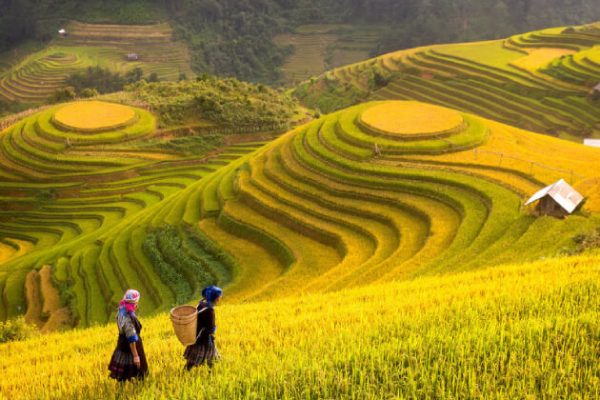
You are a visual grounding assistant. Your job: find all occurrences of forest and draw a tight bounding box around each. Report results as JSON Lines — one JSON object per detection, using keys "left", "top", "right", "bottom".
{"left": 1, "top": 0, "right": 600, "bottom": 82}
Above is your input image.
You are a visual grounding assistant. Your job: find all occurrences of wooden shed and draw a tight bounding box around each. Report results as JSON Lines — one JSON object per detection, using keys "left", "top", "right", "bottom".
{"left": 590, "top": 83, "right": 600, "bottom": 100}
{"left": 583, "top": 138, "right": 600, "bottom": 148}
{"left": 525, "top": 179, "right": 583, "bottom": 218}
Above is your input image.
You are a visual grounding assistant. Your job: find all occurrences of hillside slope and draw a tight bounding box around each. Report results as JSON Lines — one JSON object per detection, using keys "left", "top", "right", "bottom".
{"left": 0, "top": 21, "right": 194, "bottom": 104}
{"left": 0, "top": 80, "right": 301, "bottom": 328}
{"left": 294, "top": 22, "right": 600, "bottom": 140}
{"left": 0, "top": 254, "right": 597, "bottom": 399}
{"left": 4, "top": 0, "right": 600, "bottom": 84}
{"left": 2, "top": 99, "right": 599, "bottom": 329}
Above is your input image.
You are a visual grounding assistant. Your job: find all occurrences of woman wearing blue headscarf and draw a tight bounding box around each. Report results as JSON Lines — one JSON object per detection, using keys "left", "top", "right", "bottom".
{"left": 183, "top": 285, "right": 223, "bottom": 370}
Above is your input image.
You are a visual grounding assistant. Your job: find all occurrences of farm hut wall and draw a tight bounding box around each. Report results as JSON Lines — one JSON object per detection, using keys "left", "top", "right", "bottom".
{"left": 535, "top": 196, "right": 569, "bottom": 218}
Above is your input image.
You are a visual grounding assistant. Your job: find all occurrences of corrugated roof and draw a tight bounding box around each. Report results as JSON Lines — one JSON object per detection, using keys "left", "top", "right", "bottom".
{"left": 525, "top": 179, "right": 584, "bottom": 213}
{"left": 583, "top": 139, "right": 600, "bottom": 148}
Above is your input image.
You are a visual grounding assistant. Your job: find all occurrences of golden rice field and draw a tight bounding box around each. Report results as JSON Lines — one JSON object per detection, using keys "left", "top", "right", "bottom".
{"left": 53, "top": 101, "right": 137, "bottom": 132}
{"left": 359, "top": 101, "right": 464, "bottom": 137}
{"left": 403, "top": 115, "right": 600, "bottom": 210}
{"left": 0, "top": 254, "right": 598, "bottom": 400}
{"left": 510, "top": 48, "right": 576, "bottom": 72}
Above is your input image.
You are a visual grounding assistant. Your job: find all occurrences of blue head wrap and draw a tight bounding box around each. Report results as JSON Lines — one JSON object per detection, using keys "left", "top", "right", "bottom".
{"left": 202, "top": 285, "right": 223, "bottom": 307}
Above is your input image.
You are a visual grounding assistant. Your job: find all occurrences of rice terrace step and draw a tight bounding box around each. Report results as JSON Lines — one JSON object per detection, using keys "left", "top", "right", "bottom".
{"left": 0, "top": 21, "right": 194, "bottom": 103}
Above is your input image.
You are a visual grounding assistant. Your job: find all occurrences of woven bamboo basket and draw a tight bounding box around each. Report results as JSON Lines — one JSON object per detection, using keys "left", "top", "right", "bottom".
{"left": 170, "top": 305, "right": 198, "bottom": 346}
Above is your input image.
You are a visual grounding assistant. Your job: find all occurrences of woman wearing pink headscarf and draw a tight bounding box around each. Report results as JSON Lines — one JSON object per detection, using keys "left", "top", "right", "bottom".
{"left": 108, "top": 289, "right": 149, "bottom": 381}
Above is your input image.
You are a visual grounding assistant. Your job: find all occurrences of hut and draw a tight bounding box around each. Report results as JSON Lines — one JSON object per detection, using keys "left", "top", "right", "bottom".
{"left": 525, "top": 179, "right": 583, "bottom": 218}
{"left": 590, "top": 83, "right": 600, "bottom": 100}
{"left": 126, "top": 53, "right": 140, "bottom": 61}
{"left": 58, "top": 28, "right": 67, "bottom": 37}
{"left": 583, "top": 139, "right": 600, "bottom": 148}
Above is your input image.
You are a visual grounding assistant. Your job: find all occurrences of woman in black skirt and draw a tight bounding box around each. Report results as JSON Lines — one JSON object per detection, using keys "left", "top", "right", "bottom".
{"left": 183, "top": 285, "right": 222, "bottom": 371}
{"left": 108, "top": 289, "right": 149, "bottom": 381}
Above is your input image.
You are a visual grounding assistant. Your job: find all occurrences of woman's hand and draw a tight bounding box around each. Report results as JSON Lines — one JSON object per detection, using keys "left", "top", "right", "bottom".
{"left": 130, "top": 342, "right": 141, "bottom": 368}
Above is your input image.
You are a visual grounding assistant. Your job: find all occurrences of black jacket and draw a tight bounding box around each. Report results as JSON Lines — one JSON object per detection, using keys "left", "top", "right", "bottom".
{"left": 195, "top": 300, "right": 216, "bottom": 345}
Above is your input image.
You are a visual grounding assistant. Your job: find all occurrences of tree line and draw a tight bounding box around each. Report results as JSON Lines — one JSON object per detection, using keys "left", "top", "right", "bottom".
{"left": 1, "top": 0, "right": 599, "bottom": 83}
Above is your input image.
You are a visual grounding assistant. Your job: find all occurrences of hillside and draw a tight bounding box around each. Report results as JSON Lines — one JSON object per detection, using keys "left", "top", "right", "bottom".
{"left": 1, "top": 18, "right": 600, "bottom": 398}
{"left": 0, "top": 80, "right": 303, "bottom": 329}
{"left": 2, "top": 98, "right": 600, "bottom": 330}
{"left": 273, "top": 24, "right": 386, "bottom": 85}
{"left": 0, "top": 21, "right": 194, "bottom": 104}
{"left": 0, "top": 254, "right": 597, "bottom": 399}
{"left": 294, "top": 22, "right": 600, "bottom": 140}
{"left": 3, "top": 1, "right": 600, "bottom": 84}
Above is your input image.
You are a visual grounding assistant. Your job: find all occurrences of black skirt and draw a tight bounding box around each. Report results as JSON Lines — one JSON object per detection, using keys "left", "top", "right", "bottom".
{"left": 108, "top": 335, "right": 149, "bottom": 381}
{"left": 183, "top": 335, "right": 219, "bottom": 366}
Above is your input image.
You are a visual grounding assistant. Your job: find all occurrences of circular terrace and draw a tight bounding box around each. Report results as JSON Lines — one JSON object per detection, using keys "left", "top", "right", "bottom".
{"left": 359, "top": 101, "right": 464, "bottom": 139}
{"left": 53, "top": 101, "right": 137, "bottom": 132}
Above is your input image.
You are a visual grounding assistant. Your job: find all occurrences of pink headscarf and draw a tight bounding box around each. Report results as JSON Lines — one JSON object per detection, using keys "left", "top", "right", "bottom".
{"left": 118, "top": 289, "right": 140, "bottom": 313}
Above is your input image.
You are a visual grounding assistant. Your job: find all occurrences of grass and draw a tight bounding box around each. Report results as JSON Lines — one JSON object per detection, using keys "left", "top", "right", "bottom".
{"left": 0, "top": 254, "right": 597, "bottom": 399}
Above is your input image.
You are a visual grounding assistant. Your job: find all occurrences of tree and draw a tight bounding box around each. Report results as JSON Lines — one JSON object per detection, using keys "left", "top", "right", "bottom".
{"left": 49, "top": 87, "right": 76, "bottom": 103}
{"left": 147, "top": 72, "right": 160, "bottom": 82}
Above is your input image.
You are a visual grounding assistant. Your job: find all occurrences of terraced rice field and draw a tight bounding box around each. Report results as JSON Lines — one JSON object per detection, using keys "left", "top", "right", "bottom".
{"left": 0, "top": 99, "right": 599, "bottom": 399}
{"left": 0, "top": 101, "right": 600, "bottom": 326}
{"left": 274, "top": 24, "right": 383, "bottom": 84}
{"left": 506, "top": 24, "right": 600, "bottom": 86}
{"left": 298, "top": 24, "right": 600, "bottom": 140}
{"left": 2, "top": 99, "right": 600, "bottom": 330}
{"left": 199, "top": 101, "right": 600, "bottom": 293}
{"left": 0, "top": 100, "right": 272, "bottom": 328}
{"left": 510, "top": 48, "right": 576, "bottom": 72}
{"left": 0, "top": 22, "right": 194, "bottom": 103}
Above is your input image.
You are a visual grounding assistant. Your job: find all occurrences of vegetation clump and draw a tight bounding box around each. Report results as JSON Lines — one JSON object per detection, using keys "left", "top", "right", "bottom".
{"left": 65, "top": 67, "right": 158, "bottom": 98}
{"left": 0, "top": 317, "right": 36, "bottom": 344}
{"left": 129, "top": 77, "right": 298, "bottom": 127}
{"left": 567, "top": 226, "right": 600, "bottom": 254}
{"left": 141, "top": 225, "right": 231, "bottom": 306}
